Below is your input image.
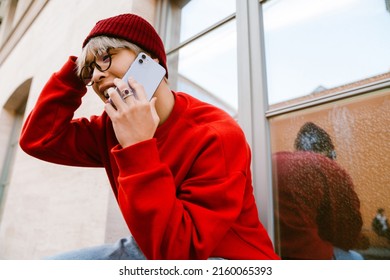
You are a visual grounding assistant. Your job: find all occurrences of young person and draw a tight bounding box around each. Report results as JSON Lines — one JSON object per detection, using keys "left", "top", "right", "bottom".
{"left": 20, "top": 13, "right": 279, "bottom": 260}
{"left": 273, "top": 122, "right": 363, "bottom": 259}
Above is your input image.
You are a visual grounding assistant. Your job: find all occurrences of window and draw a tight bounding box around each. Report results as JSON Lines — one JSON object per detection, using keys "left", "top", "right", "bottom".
{"left": 270, "top": 88, "right": 390, "bottom": 260}
{"left": 0, "top": 112, "right": 24, "bottom": 206}
{"left": 0, "top": 0, "right": 18, "bottom": 44}
{"left": 263, "top": 0, "right": 390, "bottom": 108}
{"left": 0, "top": 1, "right": 3, "bottom": 26}
{"left": 0, "top": 0, "right": 45, "bottom": 65}
{"left": 262, "top": 0, "right": 390, "bottom": 260}
{"left": 0, "top": 79, "right": 29, "bottom": 208}
{"left": 164, "top": 0, "right": 237, "bottom": 117}
{"left": 162, "top": 0, "right": 390, "bottom": 260}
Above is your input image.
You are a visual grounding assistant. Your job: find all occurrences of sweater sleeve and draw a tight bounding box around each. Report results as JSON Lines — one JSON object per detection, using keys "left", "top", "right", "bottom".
{"left": 317, "top": 159, "right": 363, "bottom": 249}
{"left": 112, "top": 125, "right": 250, "bottom": 260}
{"left": 19, "top": 56, "right": 104, "bottom": 167}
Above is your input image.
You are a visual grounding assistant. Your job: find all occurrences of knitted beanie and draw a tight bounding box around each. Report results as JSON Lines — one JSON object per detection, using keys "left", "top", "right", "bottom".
{"left": 82, "top": 13, "right": 168, "bottom": 77}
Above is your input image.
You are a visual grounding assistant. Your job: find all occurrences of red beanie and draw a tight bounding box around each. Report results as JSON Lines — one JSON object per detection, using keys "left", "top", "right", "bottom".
{"left": 82, "top": 13, "right": 168, "bottom": 77}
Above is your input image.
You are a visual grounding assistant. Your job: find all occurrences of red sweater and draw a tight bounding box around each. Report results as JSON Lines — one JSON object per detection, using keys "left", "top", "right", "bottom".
{"left": 273, "top": 151, "right": 362, "bottom": 259}
{"left": 20, "top": 57, "right": 279, "bottom": 260}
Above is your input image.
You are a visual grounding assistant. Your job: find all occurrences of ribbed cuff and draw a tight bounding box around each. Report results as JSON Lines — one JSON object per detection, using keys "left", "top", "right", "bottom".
{"left": 111, "top": 139, "right": 161, "bottom": 174}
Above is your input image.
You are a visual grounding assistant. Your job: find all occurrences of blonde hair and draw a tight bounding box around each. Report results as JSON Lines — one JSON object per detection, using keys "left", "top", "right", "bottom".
{"left": 76, "top": 36, "right": 146, "bottom": 76}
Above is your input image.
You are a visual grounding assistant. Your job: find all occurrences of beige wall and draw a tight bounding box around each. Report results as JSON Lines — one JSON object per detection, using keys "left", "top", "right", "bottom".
{"left": 0, "top": 0, "right": 157, "bottom": 259}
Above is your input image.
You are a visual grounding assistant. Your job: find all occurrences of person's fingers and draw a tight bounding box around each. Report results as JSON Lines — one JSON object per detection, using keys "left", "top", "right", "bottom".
{"left": 127, "top": 77, "right": 147, "bottom": 101}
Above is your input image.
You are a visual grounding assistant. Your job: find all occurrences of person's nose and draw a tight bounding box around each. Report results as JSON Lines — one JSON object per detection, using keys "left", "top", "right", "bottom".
{"left": 91, "top": 67, "right": 107, "bottom": 84}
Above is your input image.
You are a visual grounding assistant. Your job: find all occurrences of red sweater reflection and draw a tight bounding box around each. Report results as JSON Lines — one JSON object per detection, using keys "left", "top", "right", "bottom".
{"left": 273, "top": 151, "right": 362, "bottom": 260}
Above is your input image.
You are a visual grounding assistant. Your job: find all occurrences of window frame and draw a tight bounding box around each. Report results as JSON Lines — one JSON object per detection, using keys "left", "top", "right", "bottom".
{"left": 159, "top": 0, "right": 276, "bottom": 242}
{"left": 236, "top": 0, "right": 275, "bottom": 240}
{"left": 160, "top": 0, "right": 390, "bottom": 247}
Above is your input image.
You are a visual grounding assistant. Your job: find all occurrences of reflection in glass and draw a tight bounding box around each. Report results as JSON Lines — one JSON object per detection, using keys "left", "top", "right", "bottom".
{"left": 263, "top": 0, "right": 390, "bottom": 105}
{"left": 270, "top": 89, "right": 390, "bottom": 259}
{"left": 168, "top": 20, "right": 238, "bottom": 116}
{"left": 272, "top": 122, "right": 363, "bottom": 260}
{"left": 372, "top": 208, "right": 390, "bottom": 244}
{"left": 179, "top": 0, "right": 235, "bottom": 42}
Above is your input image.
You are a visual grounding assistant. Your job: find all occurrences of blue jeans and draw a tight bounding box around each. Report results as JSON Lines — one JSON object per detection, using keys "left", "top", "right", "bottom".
{"left": 333, "top": 247, "right": 364, "bottom": 260}
{"left": 45, "top": 236, "right": 146, "bottom": 260}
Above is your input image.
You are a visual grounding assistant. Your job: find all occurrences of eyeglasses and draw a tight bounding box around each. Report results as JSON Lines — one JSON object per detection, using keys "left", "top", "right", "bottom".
{"left": 79, "top": 49, "right": 113, "bottom": 86}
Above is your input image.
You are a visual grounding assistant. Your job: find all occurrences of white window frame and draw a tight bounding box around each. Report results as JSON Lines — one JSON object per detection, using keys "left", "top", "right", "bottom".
{"left": 158, "top": 0, "right": 276, "bottom": 242}
{"left": 236, "top": 0, "right": 275, "bottom": 240}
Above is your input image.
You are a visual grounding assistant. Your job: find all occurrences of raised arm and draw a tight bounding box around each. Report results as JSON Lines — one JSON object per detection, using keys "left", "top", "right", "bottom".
{"left": 20, "top": 56, "right": 104, "bottom": 167}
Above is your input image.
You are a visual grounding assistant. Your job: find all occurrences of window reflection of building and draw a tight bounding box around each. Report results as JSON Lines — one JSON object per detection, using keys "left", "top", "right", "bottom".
{"left": 268, "top": 72, "right": 390, "bottom": 112}
{"left": 269, "top": 85, "right": 390, "bottom": 259}
{"left": 264, "top": 0, "right": 390, "bottom": 260}
{"left": 165, "top": 0, "right": 238, "bottom": 116}
{"left": 176, "top": 74, "right": 236, "bottom": 117}
{"left": 263, "top": 0, "right": 390, "bottom": 106}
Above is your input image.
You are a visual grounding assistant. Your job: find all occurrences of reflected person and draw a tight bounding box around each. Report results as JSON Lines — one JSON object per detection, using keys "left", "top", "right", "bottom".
{"left": 372, "top": 208, "right": 390, "bottom": 243}
{"left": 273, "top": 122, "right": 363, "bottom": 259}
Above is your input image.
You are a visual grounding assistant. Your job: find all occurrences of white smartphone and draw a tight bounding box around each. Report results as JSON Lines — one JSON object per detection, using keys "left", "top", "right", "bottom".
{"left": 120, "top": 52, "right": 166, "bottom": 100}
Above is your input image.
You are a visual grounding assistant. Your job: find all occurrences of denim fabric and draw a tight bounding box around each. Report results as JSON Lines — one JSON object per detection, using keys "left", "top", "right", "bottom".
{"left": 45, "top": 236, "right": 146, "bottom": 260}
{"left": 333, "top": 247, "right": 364, "bottom": 260}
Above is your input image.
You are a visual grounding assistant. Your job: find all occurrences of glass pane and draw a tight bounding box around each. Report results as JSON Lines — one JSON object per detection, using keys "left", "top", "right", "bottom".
{"left": 269, "top": 89, "right": 390, "bottom": 259}
{"left": 168, "top": 20, "right": 238, "bottom": 116}
{"left": 179, "top": 0, "right": 235, "bottom": 42}
{"left": 263, "top": 0, "right": 390, "bottom": 106}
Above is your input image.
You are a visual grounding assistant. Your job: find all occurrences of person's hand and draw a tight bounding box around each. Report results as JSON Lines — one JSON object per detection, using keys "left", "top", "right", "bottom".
{"left": 105, "top": 77, "right": 160, "bottom": 148}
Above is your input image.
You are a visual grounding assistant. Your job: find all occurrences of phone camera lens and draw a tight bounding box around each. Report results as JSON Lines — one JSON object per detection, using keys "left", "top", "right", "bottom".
{"left": 138, "top": 59, "right": 143, "bottom": 64}
{"left": 141, "top": 54, "right": 146, "bottom": 59}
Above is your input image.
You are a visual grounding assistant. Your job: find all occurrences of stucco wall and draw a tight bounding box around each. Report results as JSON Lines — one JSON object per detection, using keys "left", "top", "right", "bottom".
{"left": 0, "top": 0, "right": 157, "bottom": 259}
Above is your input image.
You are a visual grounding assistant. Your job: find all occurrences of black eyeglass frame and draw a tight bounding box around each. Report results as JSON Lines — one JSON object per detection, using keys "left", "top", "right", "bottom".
{"left": 79, "top": 48, "right": 113, "bottom": 86}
